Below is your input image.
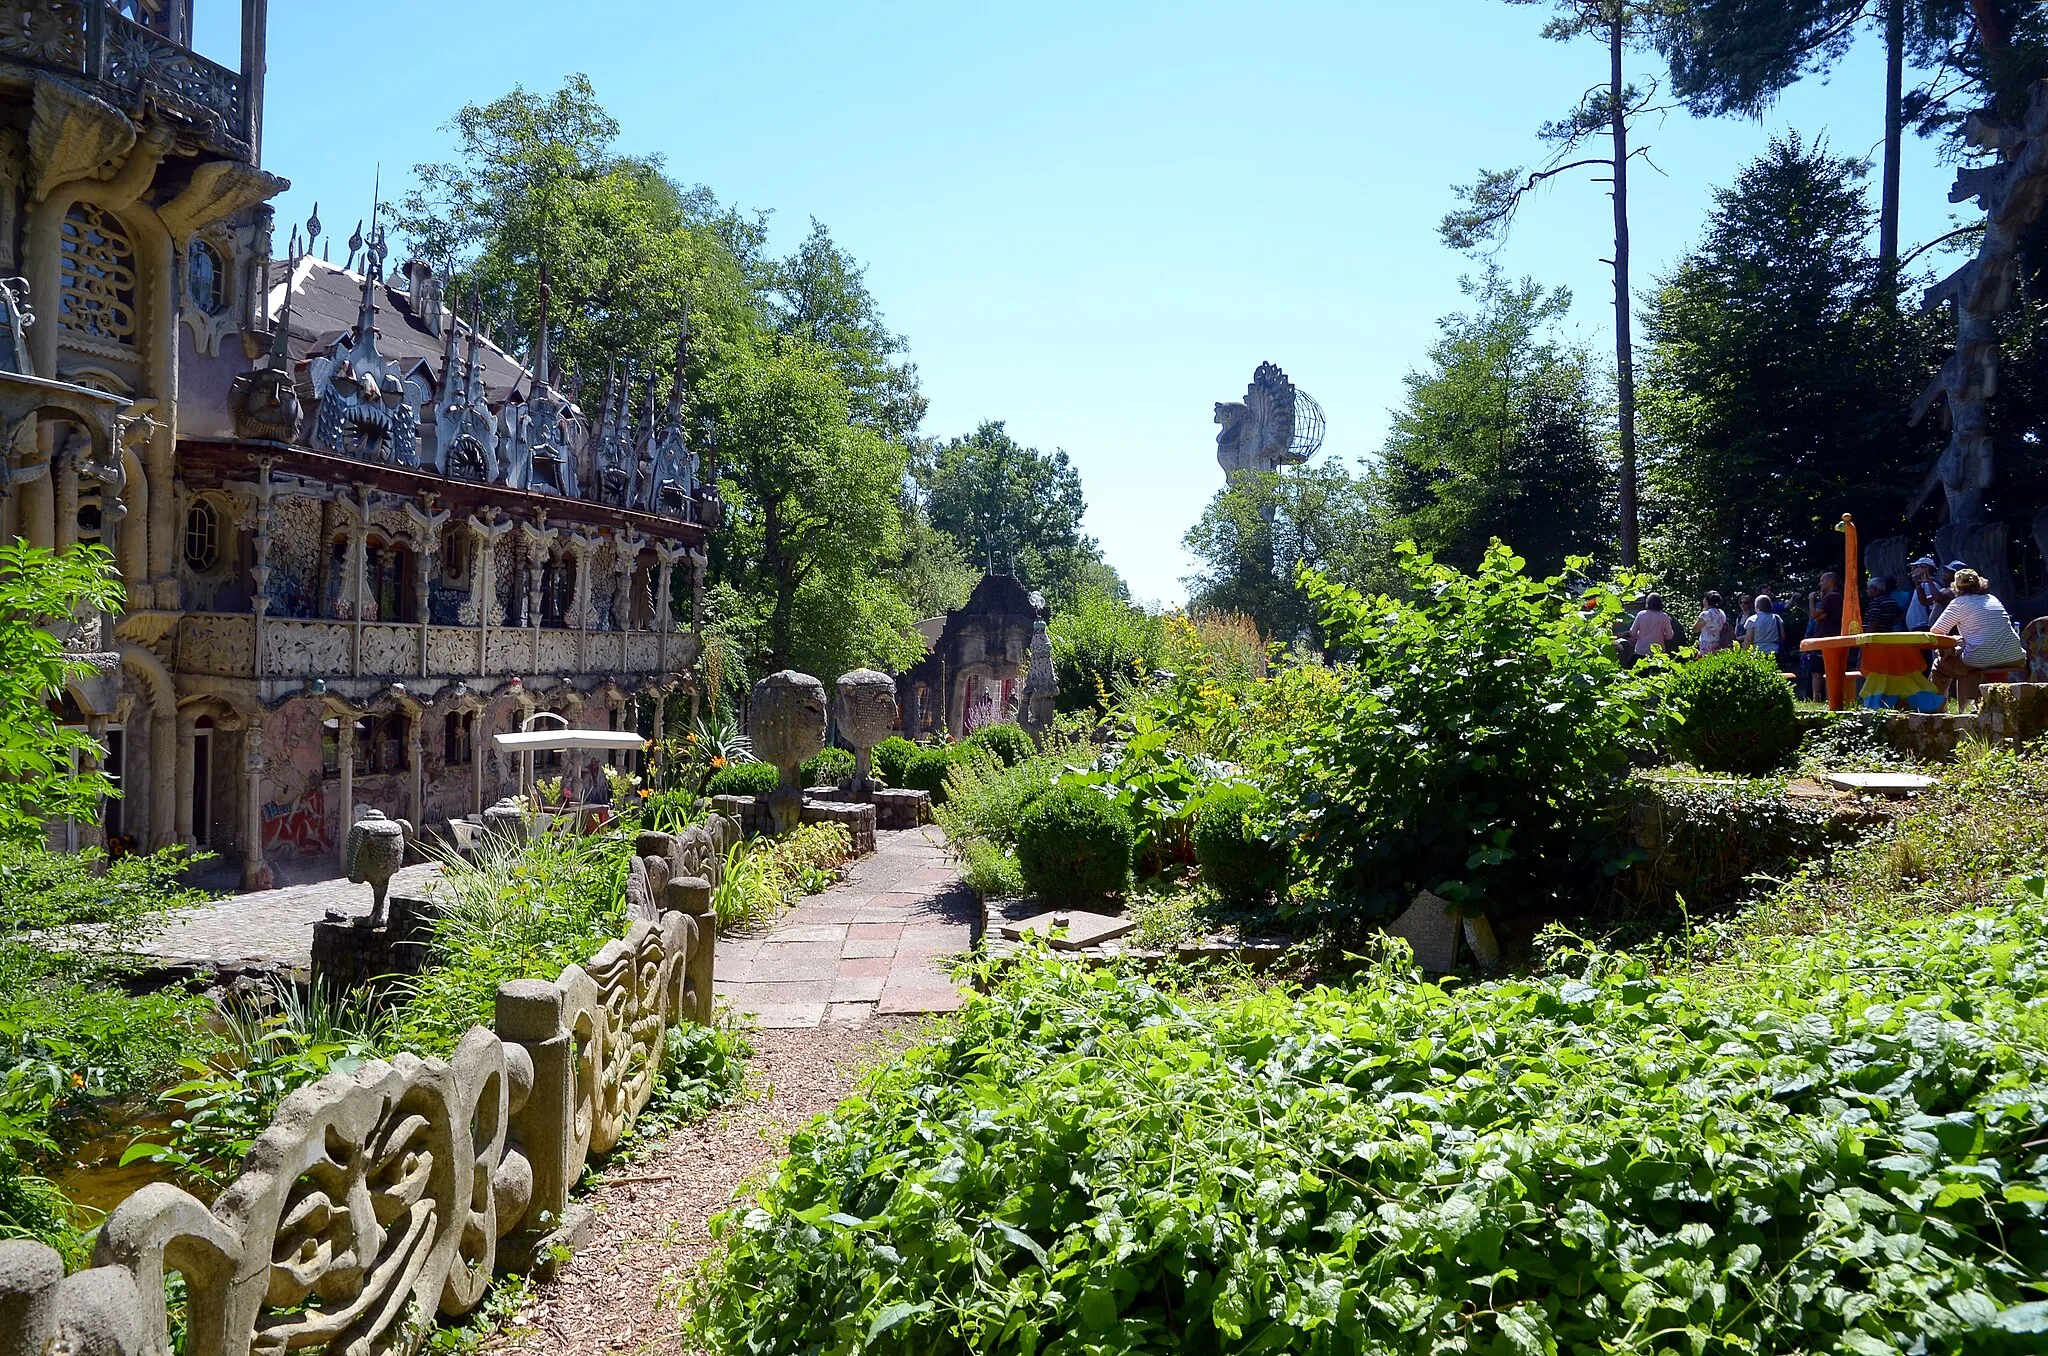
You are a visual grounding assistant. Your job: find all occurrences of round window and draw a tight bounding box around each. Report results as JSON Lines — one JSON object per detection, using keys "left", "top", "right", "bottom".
{"left": 187, "top": 240, "right": 225, "bottom": 316}
{"left": 183, "top": 500, "right": 219, "bottom": 572}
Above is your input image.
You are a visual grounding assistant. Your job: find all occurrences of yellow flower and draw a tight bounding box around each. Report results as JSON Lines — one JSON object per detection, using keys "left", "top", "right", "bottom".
{"left": 637, "top": 787, "right": 653, "bottom": 799}
{"left": 711, "top": 756, "right": 727, "bottom": 768}
{"left": 70, "top": 1073, "right": 84, "bottom": 1088}
{"left": 687, "top": 733, "right": 700, "bottom": 744}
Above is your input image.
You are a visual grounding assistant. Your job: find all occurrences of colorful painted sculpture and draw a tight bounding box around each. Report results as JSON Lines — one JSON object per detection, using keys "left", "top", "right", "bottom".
{"left": 1799, "top": 514, "right": 1956, "bottom": 712}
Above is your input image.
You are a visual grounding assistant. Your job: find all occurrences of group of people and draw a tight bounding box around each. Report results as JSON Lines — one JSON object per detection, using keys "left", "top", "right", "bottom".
{"left": 1620, "top": 555, "right": 2034, "bottom": 709}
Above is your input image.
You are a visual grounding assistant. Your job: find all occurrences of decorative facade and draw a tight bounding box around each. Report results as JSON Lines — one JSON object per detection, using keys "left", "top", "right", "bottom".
{"left": 0, "top": 1, "right": 713, "bottom": 887}
{"left": 898, "top": 572, "right": 1044, "bottom": 740}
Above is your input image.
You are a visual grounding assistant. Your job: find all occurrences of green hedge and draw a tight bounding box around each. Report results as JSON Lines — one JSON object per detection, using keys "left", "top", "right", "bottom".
{"left": 1663, "top": 646, "right": 1800, "bottom": 774}
{"left": 705, "top": 760, "right": 780, "bottom": 798}
{"left": 962, "top": 722, "right": 1034, "bottom": 767}
{"left": 1015, "top": 785, "right": 1134, "bottom": 904}
{"left": 802, "top": 746, "right": 855, "bottom": 787}
{"left": 692, "top": 897, "right": 2048, "bottom": 1354}
{"left": 900, "top": 747, "right": 958, "bottom": 802}
{"left": 1190, "top": 784, "right": 1280, "bottom": 907}
{"left": 874, "top": 736, "right": 919, "bottom": 784}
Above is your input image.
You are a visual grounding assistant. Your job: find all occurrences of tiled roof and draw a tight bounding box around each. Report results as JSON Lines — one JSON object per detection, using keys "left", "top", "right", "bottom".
{"left": 267, "top": 258, "right": 531, "bottom": 402}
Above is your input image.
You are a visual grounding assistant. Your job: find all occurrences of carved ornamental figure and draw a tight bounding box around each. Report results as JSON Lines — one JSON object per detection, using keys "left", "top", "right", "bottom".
{"left": 1213, "top": 361, "right": 1323, "bottom": 480}
{"left": 307, "top": 231, "right": 422, "bottom": 467}
{"left": 749, "top": 670, "right": 827, "bottom": 834}
{"left": 343, "top": 806, "right": 411, "bottom": 928}
{"left": 1021, "top": 619, "right": 1057, "bottom": 739}
{"left": 834, "top": 669, "right": 897, "bottom": 793}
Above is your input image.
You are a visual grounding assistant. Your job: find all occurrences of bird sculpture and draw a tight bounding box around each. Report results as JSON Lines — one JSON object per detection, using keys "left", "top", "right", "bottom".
{"left": 344, "top": 807, "right": 412, "bottom": 928}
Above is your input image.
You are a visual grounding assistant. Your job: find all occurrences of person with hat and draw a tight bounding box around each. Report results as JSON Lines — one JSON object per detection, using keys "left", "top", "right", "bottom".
{"left": 1905, "top": 556, "right": 1946, "bottom": 631}
{"left": 1929, "top": 569, "right": 2027, "bottom": 709}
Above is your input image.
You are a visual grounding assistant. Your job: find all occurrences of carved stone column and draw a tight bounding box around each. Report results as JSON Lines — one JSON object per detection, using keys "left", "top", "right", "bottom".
{"left": 408, "top": 719, "right": 426, "bottom": 836}
{"left": 81, "top": 715, "right": 106, "bottom": 851}
{"left": 242, "top": 720, "right": 268, "bottom": 890}
{"left": 471, "top": 705, "right": 486, "bottom": 819}
{"left": 406, "top": 499, "right": 449, "bottom": 679}
{"left": 651, "top": 689, "right": 667, "bottom": 756}
{"left": 174, "top": 712, "right": 197, "bottom": 846}
{"left": 689, "top": 548, "right": 707, "bottom": 632}
{"left": 149, "top": 708, "right": 175, "bottom": 850}
{"left": 248, "top": 461, "right": 274, "bottom": 678}
{"left": 52, "top": 435, "right": 77, "bottom": 552}
{"left": 336, "top": 714, "right": 355, "bottom": 864}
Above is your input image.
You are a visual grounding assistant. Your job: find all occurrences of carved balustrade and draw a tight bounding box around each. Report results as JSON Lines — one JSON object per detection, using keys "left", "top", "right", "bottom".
{"left": 0, "top": 2, "right": 252, "bottom": 155}
{"left": 0, "top": 818, "right": 737, "bottom": 1356}
{"left": 227, "top": 616, "right": 695, "bottom": 681}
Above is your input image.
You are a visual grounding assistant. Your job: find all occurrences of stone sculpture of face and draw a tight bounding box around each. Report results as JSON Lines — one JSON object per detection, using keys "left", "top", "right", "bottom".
{"left": 834, "top": 669, "right": 898, "bottom": 752}
{"left": 749, "top": 670, "right": 827, "bottom": 776}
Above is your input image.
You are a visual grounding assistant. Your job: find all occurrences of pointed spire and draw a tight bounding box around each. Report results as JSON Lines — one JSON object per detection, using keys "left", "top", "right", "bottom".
{"left": 346, "top": 218, "right": 362, "bottom": 273}
{"left": 666, "top": 320, "right": 688, "bottom": 412}
{"left": 270, "top": 227, "right": 301, "bottom": 363}
{"left": 439, "top": 269, "right": 460, "bottom": 390}
{"left": 530, "top": 262, "right": 552, "bottom": 396}
{"left": 462, "top": 287, "right": 483, "bottom": 401}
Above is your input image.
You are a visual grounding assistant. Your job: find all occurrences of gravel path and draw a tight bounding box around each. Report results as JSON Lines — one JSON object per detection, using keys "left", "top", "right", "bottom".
{"left": 492, "top": 1019, "right": 922, "bottom": 1356}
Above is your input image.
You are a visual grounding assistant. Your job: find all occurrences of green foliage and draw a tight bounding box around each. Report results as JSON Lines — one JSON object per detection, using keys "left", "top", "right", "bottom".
{"left": 705, "top": 760, "right": 780, "bottom": 799}
{"left": 1662, "top": 646, "right": 1801, "bottom": 774}
{"left": 1639, "top": 136, "right": 1937, "bottom": 596}
{"left": 713, "top": 823, "right": 857, "bottom": 932}
{"left": 1603, "top": 773, "right": 1842, "bottom": 924}
{"left": 0, "top": 542, "right": 126, "bottom": 842}
{"left": 913, "top": 421, "right": 1109, "bottom": 610}
{"left": 959, "top": 722, "right": 1032, "bottom": 768}
{"left": 1181, "top": 462, "right": 1385, "bottom": 649}
{"left": 801, "top": 746, "right": 855, "bottom": 787}
{"left": 1273, "top": 544, "right": 1652, "bottom": 922}
{"left": 1014, "top": 787, "right": 1135, "bottom": 905}
{"left": 873, "top": 736, "right": 918, "bottom": 784}
{"left": 1379, "top": 270, "right": 1614, "bottom": 578}
{"left": 1047, "top": 588, "right": 1164, "bottom": 713}
{"left": 959, "top": 838, "right": 1027, "bottom": 900}
{"left": 933, "top": 742, "right": 1064, "bottom": 852}
{"left": 1800, "top": 706, "right": 1913, "bottom": 772}
{"left": 691, "top": 893, "right": 2048, "bottom": 1355}
{"left": 1189, "top": 785, "right": 1280, "bottom": 907}
{"left": 634, "top": 1017, "right": 754, "bottom": 1132}
{"left": 395, "top": 831, "right": 633, "bottom": 1055}
{"left": 899, "top": 746, "right": 959, "bottom": 802}
{"left": 710, "top": 839, "right": 781, "bottom": 932}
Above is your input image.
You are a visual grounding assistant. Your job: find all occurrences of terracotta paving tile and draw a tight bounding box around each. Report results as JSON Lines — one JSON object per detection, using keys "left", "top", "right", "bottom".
{"left": 846, "top": 922, "right": 904, "bottom": 941}
{"left": 756, "top": 939, "right": 842, "bottom": 963}
{"left": 788, "top": 905, "right": 863, "bottom": 924}
{"left": 830, "top": 975, "right": 886, "bottom": 1003}
{"left": 769, "top": 923, "right": 849, "bottom": 945}
{"left": 854, "top": 907, "right": 910, "bottom": 923}
{"left": 839, "top": 939, "right": 898, "bottom": 960}
{"left": 825, "top": 1001, "right": 878, "bottom": 1026}
{"left": 877, "top": 985, "right": 967, "bottom": 1015}
{"left": 836, "top": 955, "right": 893, "bottom": 978}
{"left": 752, "top": 952, "right": 840, "bottom": 982}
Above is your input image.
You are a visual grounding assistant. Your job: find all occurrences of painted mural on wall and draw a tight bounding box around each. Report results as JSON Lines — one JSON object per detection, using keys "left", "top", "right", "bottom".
{"left": 261, "top": 698, "right": 333, "bottom": 857}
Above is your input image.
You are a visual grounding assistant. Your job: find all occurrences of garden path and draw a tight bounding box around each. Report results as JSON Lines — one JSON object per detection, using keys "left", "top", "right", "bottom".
{"left": 127, "top": 862, "right": 444, "bottom": 973}
{"left": 713, "top": 824, "right": 975, "bottom": 1028}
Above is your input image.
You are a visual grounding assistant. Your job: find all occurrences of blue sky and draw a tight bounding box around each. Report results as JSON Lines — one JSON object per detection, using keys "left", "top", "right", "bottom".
{"left": 196, "top": 1, "right": 1976, "bottom": 606}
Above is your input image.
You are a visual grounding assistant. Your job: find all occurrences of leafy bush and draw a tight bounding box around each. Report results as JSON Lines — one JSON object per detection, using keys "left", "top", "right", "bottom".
{"left": 1048, "top": 587, "right": 1164, "bottom": 713}
{"left": 934, "top": 743, "right": 1064, "bottom": 852}
{"left": 1272, "top": 545, "right": 1651, "bottom": 923}
{"left": 960, "top": 722, "right": 1033, "bottom": 768}
{"left": 0, "top": 542, "right": 126, "bottom": 842}
{"left": 959, "top": 838, "right": 1027, "bottom": 899}
{"left": 705, "top": 760, "right": 780, "bottom": 799}
{"left": 900, "top": 747, "right": 958, "bottom": 802}
{"left": 1014, "top": 786, "right": 1134, "bottom": 904}
{"left": 801, "top": 746, "right": 855, "bottom": 787}
{"left": 873, "top": 736, "right": 918, "bottom": 784}
{"left": 1189, "top": 784, "right": 1279, "bottom": 906}
{"left": 1663, "top": 645, "right": 1800, "bottom": 774}
{"left": 692, "top": 896, "right": 2048, "bottom": 1355}
{"left": 1601, "top": 774, "right": 1846, "bottom": 926}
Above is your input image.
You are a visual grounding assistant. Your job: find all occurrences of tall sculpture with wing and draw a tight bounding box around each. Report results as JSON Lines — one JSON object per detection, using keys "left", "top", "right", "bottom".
{"left": 1214, "top": 361, "right": 1324, "bottom": 480}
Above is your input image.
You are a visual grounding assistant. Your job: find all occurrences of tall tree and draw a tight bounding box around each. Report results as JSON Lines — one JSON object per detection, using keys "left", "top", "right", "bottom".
{"left": 1443, "top": 0, "right": 1658, "bottom": 566}
{"left": 1183, "top": 460, "right": 1385, "bottom": 647}
{"left": 1639, "top": 136, "right": 1940, "bottom": 595}
{"left": 765, "top": 220, "right": 927, "bottom": 442}
{"left": 707, "top": 337, "right": 924, "bottom": 679}
{"left": 914, "top": 421, "right": 1113, "bottom": 610}
{"left": 1380, "top": 271, "right": 1615, "bottom": 577}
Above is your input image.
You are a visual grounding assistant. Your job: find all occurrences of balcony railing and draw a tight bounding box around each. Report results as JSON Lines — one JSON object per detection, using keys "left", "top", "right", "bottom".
{"left": 211, "top": 615, "right": 695, "bottom": 682}
{"left": 0, "top": 3, "right": 250, "bottom": 154}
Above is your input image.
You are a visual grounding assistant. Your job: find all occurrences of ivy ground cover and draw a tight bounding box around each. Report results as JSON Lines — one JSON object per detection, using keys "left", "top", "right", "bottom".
{"left": 691, "top": 900, "right": 2048, "bottom": 1354}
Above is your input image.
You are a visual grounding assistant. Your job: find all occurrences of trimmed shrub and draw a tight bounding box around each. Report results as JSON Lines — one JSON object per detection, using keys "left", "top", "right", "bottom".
{"left": 800, "top": 746, "right": 855, "bottom": 787}
{"left": 704, "top": 760, "right": 780, "bottom": 799}
{"left": 961, "top": 722, "right": 1033, "bottom": 768}
{"left": 900, "top": 747, "right": 958, "bottom": 802}
{"left": 1190, "top": 784, "right": 1280, "bottom": 906}
{"left": 1015, "top": 785, "right": 1135, "bottom": 904}
{"left": 1664, "top": 646, "right": 1800, "bottom": 774}
{"left": 873, "top": 736, "right": 918, "bottom": 784}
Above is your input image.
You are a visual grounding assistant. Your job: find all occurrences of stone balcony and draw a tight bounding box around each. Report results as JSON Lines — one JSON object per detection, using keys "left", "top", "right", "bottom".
{"left": 173, "top": 612, "right": 698, "bottom": 683}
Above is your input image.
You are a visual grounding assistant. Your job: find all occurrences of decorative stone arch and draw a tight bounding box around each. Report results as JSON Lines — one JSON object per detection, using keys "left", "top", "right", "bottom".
{"left": 116, "top": 643, "right": 176, "bottom": 850}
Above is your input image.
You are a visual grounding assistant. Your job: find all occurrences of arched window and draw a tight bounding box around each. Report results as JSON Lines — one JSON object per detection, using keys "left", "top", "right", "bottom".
{"left": 183, "top": 499, "right": 220, "bottom": 572}
{"left": 366, "top": 540, "right": 415, "bottom": 623}
{"left": 440, "top": 524, "right": 469, "bottom": 588}
{"left": 59, "top": 204, "right": 138, "bottom": 344}
{"left": 187, "top": 239, "right": 225, "bottom": 316}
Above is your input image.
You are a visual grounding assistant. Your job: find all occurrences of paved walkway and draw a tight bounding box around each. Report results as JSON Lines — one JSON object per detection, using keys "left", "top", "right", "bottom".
{"left": 128, "top": 863, "right": 442, "bottom": 973}
{"left": 714, "top": 825, "right": 975, "bottom": 1028}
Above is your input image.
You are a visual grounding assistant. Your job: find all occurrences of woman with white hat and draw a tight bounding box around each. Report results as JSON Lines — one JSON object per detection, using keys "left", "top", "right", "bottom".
{"left": 1905, "top": 556, "right": 1946, "bottom": 631}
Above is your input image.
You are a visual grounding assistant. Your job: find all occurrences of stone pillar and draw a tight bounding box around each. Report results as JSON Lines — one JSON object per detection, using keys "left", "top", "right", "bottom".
{"left": 689, "top": 550, "right": 706, "bottom": 632}
{"left": 337, "top": 715, "right": 355, "bottom": 863}
{"left": 471, "top": 707, "right": 486, "bottom": 818}
{"left": 654, "top": 547, "right": 678, "bottom": 633}
{"left": 17, "top": 467, "right": 50, "bottom": 550}
{"left": 174, "top": 713, "right": 196, "bottom": 846}
{"left": 81, "top": 715, "right": 106, "bottom": 851}
{"left": 51, "top": 438, "right": 76, "bottom": 552}
{"left": 415, "top": 543, "right": 433, "bottom": 677}
{"left": 249, "top": 462, "right": 274, "bottom": 678}
{"left": 242, "top": 721, "right": 268, "bottom": 889}
{"left": 408, "top": 719, "right": 426, "bottom": 836}
{"left": 651, "top": 689, "right": 667, "bottom": 758}
{"left": 149, "top": 708, "right": 175, "bottom": 850}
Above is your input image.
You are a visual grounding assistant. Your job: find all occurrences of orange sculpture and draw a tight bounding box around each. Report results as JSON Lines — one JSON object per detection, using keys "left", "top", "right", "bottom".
{"left": 1798, "top": 513, "right": 1956, "bottom": 711}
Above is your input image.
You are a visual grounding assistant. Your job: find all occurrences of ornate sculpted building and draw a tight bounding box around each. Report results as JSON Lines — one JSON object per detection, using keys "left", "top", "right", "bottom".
{"left": 0, "top": 1, "right": 712, "bottom": 887}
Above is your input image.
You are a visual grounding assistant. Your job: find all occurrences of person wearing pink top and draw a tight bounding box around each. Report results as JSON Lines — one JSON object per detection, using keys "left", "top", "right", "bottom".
{"left": 1627, "top": 594, "right": 1677, "bottom": 663}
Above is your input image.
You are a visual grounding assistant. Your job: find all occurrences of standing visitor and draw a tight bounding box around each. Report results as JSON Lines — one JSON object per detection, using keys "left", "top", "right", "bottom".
{"left": 1929, "top": 569, "right": 2027, "bottom": 710}
{"left": 1864, "top": 577, "right": 1905, "bottom": 632}
{"left": 1801, "top": 572, "right": 1843, "bottom": 701}
{"left": 1627, "top": 593, "right": 1677, "bottom": 662}
{"left": 1694, "top": 590, "right": 1732, "bottom": 654}
{"left": 1906, "top": 556, "right": 1944, "bottom": 630}
{"left": 1742, "top": 592, "right": 1784, "bottom": 658}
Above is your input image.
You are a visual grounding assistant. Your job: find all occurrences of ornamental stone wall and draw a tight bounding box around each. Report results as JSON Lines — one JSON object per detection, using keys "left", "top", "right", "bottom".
{"left": 0, "top": 818, "right": 736, "bottom": 1356}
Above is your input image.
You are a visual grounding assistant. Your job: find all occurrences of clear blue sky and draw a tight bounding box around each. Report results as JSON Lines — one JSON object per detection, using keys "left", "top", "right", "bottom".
{"left": 196, "top": 1, "right": 1975, "bottom": 606}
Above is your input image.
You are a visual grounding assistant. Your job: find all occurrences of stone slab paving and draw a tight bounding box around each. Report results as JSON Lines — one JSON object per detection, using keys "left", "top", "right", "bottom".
{"left": 127, "top": 863, "right": 444, "bottom": 973}
{"left": 716, "top": 824, "right": 974, "bottom": 1029}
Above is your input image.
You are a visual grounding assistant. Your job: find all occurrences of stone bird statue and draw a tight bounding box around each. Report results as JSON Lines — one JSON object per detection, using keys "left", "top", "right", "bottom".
{"left": 344, "top": 807, "right": 412, "bottom": 928}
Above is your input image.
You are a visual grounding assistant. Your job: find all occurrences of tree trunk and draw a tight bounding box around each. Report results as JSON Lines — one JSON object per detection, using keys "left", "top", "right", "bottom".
{"left": 1610, "top": 17, "right": 1639, "bottom": 568}
{"left": 1880, "top": 0, "right": 1905, "bottom": 278}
